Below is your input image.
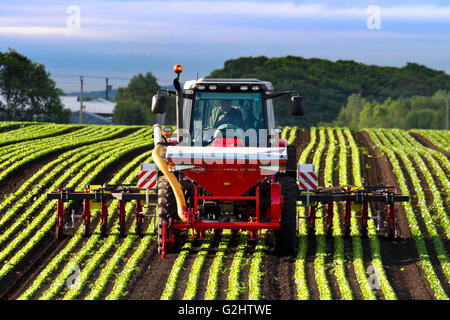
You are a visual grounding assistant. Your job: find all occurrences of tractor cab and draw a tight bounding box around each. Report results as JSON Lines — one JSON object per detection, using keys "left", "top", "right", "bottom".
{"left": 182, "top": 78, "right": 276, "bottom": 147}
{"left": 151, "top": 65, "right": 305, "bottom": 148}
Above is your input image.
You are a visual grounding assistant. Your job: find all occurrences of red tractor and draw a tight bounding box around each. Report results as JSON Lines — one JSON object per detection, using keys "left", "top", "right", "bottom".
{"left": 150, "top": 65, "right": 305, "bottom": 256}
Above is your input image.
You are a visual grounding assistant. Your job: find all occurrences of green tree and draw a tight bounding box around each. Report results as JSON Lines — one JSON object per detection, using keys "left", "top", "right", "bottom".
{"left": 0, "top": 48, "right": 70, "bottom": 122}
{"left": 208, "top": 56, "right": 450, "bottom": 127}
{"left": 112, "top": 72, "right": 160, "bottom": 125}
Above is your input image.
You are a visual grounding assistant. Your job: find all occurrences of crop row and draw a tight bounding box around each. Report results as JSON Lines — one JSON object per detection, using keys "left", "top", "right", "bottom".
{"left": 380, "top": 130, "right": 450, "bottom": 283}
{"left": 0, "top": 123, "right": 78, "bottom": 147}
{"left": 0, "top": 128, "right": 148, "bottom": 271}
{"left": 25, "top": 130, "right": 153, "bottom": 299}
{"left": 62, "top": 152, "right": 154, "bottom": 300}
{"left": 203, "top": 230, "right": 232, "bottom": 300}
{"left": 411, "top": 129, "right": 449, "bottom": 152}
{"left": 343, "top": 128, "right": 395, "bottom": 300}
{"left": 0, "top": 126, "right": 132, "bottom": 186}
{"left": 393, "top": 131, "right": 449, "bottom": 237}
{"left": 294, "top": 127, "right": 316, "bottom": 299}
{"left": 366, "top": 129, "right": 448, "bottom": 300}
{"left": 3, "top": 128, "right": 152, "bottom": 293}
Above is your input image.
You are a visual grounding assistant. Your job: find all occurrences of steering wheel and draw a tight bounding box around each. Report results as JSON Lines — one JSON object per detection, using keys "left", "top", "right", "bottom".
{"left": 213, "top": 123, "right": 240, "bottom": 138}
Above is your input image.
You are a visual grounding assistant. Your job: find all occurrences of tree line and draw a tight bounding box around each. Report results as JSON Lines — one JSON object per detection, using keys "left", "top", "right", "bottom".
{"left": 1, "top": 49, "right": 449, "bottom": 129}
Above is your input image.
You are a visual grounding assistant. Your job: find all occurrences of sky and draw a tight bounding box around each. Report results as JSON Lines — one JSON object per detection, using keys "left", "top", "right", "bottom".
{"left": 1, "top": 0, "right": 450, "bottom": 93}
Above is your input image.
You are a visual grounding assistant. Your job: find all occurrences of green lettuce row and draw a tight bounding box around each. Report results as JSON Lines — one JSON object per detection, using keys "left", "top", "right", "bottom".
{"left": 226, "top": 231, "right": 249, "bottom": 300}
{"left": 203, "top": 230, "right": 232, "bottom": 300}
{"left": 312, "top": 128, "right": 333, "bottom": 300}
{"left": 343, "top": 129, "right": 394, "bottom": 300}
{"left": 404, "top": 133, "right": 450, "bottom": 197}
{"left": 394, "top": 130, "right": 449, "bottom": 234}
{"left": 0, "top": 131, "right": 152, "bottom": 285}
{"left": 287, "top": 126, "right": 298, "bottom": 146}
{"left": 182, "top": 232, "right": 213, "bottom": 300}
{"left": 0, "top": 145, "right": 124, "bottom": 261}
{"left": 0, "top": 126, "right": 107, "bottom": 162}
{"left": 0, "top": 121, "right": 39, "bottom": 130}
{"left": 382, "top": 130, "right": 450, "bottom": 283}
{"left": 0, "top": 123, "right": 79, "bottom": 147}
{"left": 248, "top": 230, "right": 267, "bottom": 300}
{"left": 0, "top": 138, "right": 125, "bottom": 239}
{"left": 160, "top": 239, "right": 194, "bottom": 300}
{"left": 0, "top": 128, "right": 150, "bottom": 255}
{"left": 104, "top": 227, "right": 156, "bottom": 300}
{"left": 281, "top": 126, "right": 291, "bottom": 140}
{"left": 82, "top": 153, "right": 154, "bottom": 300}
{"left": 63, "top": 152, "right": 154, "bottom": 300}
{"left": 294, "top": 126, "right": 317, "bottom": 300}
{"left": 324, "top": 128, "right": 353, "bottom": 300}
{"left": 0, "top": 136, "right": 110, "bottom": 218}
{"left": 411, "top": 129, "right": 449, "bottom": 152}
{"left": 367, "top": 129, "right": 448, "bottom": 300}
{"left": 19, "top": 148, "right": 153, "bottom": 300}
{"left": 0, "top": 126, "right": 129, "bottom": 186}
{"left": 37, "top": 136, "right": 152, "bottom": 300}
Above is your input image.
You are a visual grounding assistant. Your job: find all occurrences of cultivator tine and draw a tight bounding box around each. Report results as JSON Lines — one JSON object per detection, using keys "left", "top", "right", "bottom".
{"left": 82, "top": 191, "right": 91, "bottom": 237}
{"left": 307, "top": 206, "right": 316, "bottom": 236}
{"left": 344, "top": 199, "right": 352, "bottom": 238}
{"left": 387, "top": 203, "right": 396, "bottom": 240}
{"left": 56, "top": 199, "right": 64, "bottom": 239}
{"left": 118, "top": 200, "right": 126, "bottom": 237}
{"left": 100, "top": 199, "right": 108, "bottom": 237}
{"left": 136, "top": 200, "right": 143, "bottom": 237}
{"left": 325, "top": 202, "right": 334, "bottom": 238}
{"left": 360, "top": 202, "right": 369, "bottom": 238}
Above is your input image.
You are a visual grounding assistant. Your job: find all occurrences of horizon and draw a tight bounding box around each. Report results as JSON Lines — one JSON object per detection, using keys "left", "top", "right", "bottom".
{"left": 1, "top": 0, "right": 449, "bottom": 93}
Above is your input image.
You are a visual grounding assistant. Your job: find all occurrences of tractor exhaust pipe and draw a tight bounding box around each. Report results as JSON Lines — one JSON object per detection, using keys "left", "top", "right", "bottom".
{"left": 173, "top": 64, "right": 184, "bottom": 144}
{"left": 152, "top": 143, "right": 187, "bottom": 223}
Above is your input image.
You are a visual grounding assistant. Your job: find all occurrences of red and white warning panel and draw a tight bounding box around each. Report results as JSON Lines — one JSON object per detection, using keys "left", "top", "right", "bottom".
{"left": 138, "top": 163, "right": 158, "bottom": 190}
{"left": 298, "top": 164, "right": 318, "bottom": 191}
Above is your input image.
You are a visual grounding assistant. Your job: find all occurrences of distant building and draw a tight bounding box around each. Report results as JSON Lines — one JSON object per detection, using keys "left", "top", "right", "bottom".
{"left": 61, "top": 96, "right": 115, "bottom": 125}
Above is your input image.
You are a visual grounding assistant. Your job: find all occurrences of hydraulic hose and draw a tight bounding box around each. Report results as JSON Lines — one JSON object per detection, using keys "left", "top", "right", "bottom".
{"left": 152, "top": 143, "right": 187, "bottom": 223}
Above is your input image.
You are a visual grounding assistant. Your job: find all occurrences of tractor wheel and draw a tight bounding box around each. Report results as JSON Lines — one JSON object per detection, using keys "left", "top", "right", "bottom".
{"left": 275, "top": 176, "right": 299, "bottom": 256}
{"left": 157, "top": 176, "right": 185, "bottom": 255}
{"left": 286, "top": 145, "right": 297, "bottom": 178}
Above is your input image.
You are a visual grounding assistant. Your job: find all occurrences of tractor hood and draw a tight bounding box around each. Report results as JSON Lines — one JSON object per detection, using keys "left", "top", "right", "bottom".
{"left": 166, "top": 145, "right": 287, "bottom": 196}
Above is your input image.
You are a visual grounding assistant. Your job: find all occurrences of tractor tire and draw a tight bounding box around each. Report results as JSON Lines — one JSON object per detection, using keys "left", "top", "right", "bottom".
{"left": 157, "top": 176, "right": 185, "bottom": 254}
{"left": 275, "top": 176, "right": 299, "bottom": 256}
{"left": 286, "top": 145, "right": 297, "bottom": 178}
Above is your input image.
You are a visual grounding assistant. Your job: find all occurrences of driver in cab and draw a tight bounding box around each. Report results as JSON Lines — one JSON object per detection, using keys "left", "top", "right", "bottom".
{"left": 210, "top": 100, "right": 244, "bottom": 129}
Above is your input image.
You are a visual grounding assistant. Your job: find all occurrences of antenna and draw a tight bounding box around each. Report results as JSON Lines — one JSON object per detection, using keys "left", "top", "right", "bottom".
{"left": 196, "top": 56, "right": 199, "bottom": 80}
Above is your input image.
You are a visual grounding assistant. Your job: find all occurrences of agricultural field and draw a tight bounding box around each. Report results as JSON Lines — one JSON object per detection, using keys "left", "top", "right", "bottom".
{"left": 0, "top": 121, "right": 448, "bottom": 300}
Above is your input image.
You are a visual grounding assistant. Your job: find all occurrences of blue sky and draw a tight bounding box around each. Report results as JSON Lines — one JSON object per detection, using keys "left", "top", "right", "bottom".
{"left": 1, "top": 0, "right": 449, "bottom": 93}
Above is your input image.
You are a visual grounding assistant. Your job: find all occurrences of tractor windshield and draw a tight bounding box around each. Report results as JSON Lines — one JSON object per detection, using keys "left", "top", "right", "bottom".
{"left": 188, "top": 92, "right": 265, "bottom": 146}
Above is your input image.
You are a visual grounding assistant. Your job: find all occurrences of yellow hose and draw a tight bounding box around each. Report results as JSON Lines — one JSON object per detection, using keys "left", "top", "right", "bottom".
{"left": 152, "top": 143, "right": 187, "bottom": 222}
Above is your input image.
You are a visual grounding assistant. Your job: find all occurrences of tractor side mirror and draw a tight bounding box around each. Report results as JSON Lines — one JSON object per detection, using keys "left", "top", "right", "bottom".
{"left": 151, "top": 93, "right": 167, "bottom": 114}
{"left": 291, "top": 96, "right": 305, "bottom": 116}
